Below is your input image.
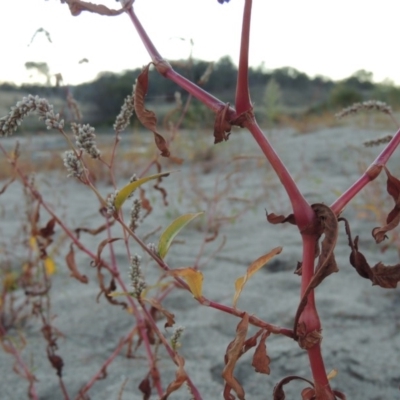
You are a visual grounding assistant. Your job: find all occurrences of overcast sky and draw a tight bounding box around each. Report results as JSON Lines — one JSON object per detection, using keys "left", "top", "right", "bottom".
{"left": 1, "top": 0, "right": 400, "bottom": 86}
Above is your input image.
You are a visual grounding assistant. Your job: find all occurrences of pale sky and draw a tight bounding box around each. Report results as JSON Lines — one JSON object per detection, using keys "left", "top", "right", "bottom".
{"left": 1, "top": 0, "right": 400, "bottom": 86}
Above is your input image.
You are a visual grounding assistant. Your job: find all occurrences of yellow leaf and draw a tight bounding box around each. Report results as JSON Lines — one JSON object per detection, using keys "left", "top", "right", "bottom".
{"left": 169, "top": 268, "right": 203, "bottom": 299}
{"left": 327, "top": 369, "right": 338, "bottom": 380}
{"left": 44, "top": 257, "right": 56, "bottom": 276}
{"left": 3, "top": 272, "right": 18, "bottom": 291}
{"left": 114, "top": 171, "right": 172, "bottom": 211}
{"left": 233, "top": 247, "right": 282, "bottom": 307}
{"left": 158, "top": 212, "right": 204, "bottom": 259}
{"left": 29, "top": 236, "right": 38, "bottom": 251}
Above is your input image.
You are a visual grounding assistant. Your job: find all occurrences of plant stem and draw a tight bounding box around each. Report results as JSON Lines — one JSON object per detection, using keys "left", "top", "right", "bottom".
{"left": 331, "top": 126, "right": 400, "bottom": 215}
{"left": 235, "top": 0, "right": 252, "bottom": 115}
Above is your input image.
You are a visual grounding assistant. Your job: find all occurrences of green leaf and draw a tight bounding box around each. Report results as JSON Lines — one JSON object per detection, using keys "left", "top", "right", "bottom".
{"left": 158, "top": 212, "right": 204, "bottom": 259}
{"left": 114, "top": 171, "right": 171, "bottom": 211}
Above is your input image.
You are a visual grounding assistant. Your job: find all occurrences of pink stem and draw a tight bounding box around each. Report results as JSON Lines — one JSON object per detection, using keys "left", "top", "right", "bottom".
{"left": 235, "top": 0, "right": 252, "bottom": 114}
{"left": 331, "top": 126, "right": 400, "bottom": 215}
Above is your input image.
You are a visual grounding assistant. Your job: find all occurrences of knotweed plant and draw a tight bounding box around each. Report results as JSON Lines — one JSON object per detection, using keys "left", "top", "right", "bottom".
{"left": 1, "top": 1, "right": 400, "bottom": 399}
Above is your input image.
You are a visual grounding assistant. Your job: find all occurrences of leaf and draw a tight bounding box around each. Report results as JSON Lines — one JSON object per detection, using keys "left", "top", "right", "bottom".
{"left": 233, "top": 247, "right": 282, "bottom": 307}
{"left": 114, "top": 172, "right": 171, "bottom": 211}
{"left": 158, "top": 212, "right": 203, "bottom": 259}
{"left": 160, "top": 355, "right": 187, "bottom": 400}
{"left": 44, "top": 257, "right": 56, "bottom": 276}
{"left": 214, "top": 103, "right": 232, "bottom": 144}
{"left": 222, "top": 313, "right": 249, "bottom": 400}
{"left": 342, "top": 218, "right": 400, "bottom": 288}
{"left": 296, "top": 322, "right": 322, "bottom": 350}
{"left": 142, "top": 298, "right": 175, "bottom": 328}
{"left": 252, "top": 331, "right": 271, "bottom": 374}
{"left": 65, "top": 245, "right": 88, "bottom": 284}
{"left": 273, "top": 376, "right": 314, "bottom": 400}
{"left": 168, "top": 268, "right": 203, "bottom": 299}
{"left": 66, "top": 0, "right": 134, "bottom": 16}
{"left": 371, "top": 262, "right": 400, "bottom": 288}
{"left": 266, "top": 210, "right": 296, "bottom": 225}
{"left": 138, "top": 376, "right": 151, "bottom": 400}
{"left": 371, "top": 167, "right": 400, "bottom": 243}
{"left": 134, "top": 64, "right": 182, "bottom": 161}
{"left": 94, "top": 238, "right": 122, "bottom": 267}
{"left": 39, "top": 217, "right": 56, "bottom": 239}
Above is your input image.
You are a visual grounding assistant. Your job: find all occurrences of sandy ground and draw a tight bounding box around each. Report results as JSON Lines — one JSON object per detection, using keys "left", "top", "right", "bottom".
{"left": 1, "top": 126, "right": 400, "bottom": 400}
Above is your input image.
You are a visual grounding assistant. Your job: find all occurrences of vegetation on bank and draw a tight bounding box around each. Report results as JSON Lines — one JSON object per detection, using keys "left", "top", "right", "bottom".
{"left": 1, "top": 56, "right": 400, "bottom": 129}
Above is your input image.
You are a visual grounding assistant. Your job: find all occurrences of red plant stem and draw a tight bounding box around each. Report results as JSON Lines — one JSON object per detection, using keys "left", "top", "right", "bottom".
{"left": 243, "top": 119, "right": 314, "bottom": 228}
{"left": 331, "top": 126, "right": 400, "bottom": 215}
{"left": 235, "top": 0, "right": 252, "bottom": 115}
{"left": 125, "top": 7, "right": 227, "bottom": 114}
{"left": 299, "top": 236, "right": 333, "bottom": 394}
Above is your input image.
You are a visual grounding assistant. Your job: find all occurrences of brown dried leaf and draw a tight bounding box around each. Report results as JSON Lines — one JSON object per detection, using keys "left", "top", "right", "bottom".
{"left": 65, "top": 244, "right": 88, "bottom": 283}
{"left": 384, "top": 166, "right": 400, "bottom": 223}
{"left": 214, "top": 103, "right": 232, "bottom": 144}
{"left": 139, "top": 187, "right": 153, "bottom": 218}
{"left": 372, "top": 213, "right": 400, "bottom": 243}
{"left": 296, "top": 322, "right": 322, "bottom": 350}
{"left": 39, "top": 217, "right": 56, "bottom": 239}
{"left": 104, "top": 278, "right": 127, "bottom": 309}
{"left": 95, "top": 237, "right": 122, "bottom": 267}
{"left": 252, "top": 331, "right": 271, "bottom": 374}
{"left": 142, "top": 298, "right": 175, "bottom": 328}
{"left": 266, "top": 210, "right": 296, "bottom": 225}
{"left": 138, "top": 376, "right": 151, "bottom": 400}
{"left": 273, "top": 376, "right": 314, "bottom": 400}
{"left": 222, "top": 313, "right": 249, "bottom": 400}
{"left": 153, "top": 161, "right": 169, "bottom": 206}
{"left": 66, "top": 0, "right": 133, "bottom": 16}
{"left": 75, "top": 221, "right": 114, "bottom": 237}
{"left": 160, "top": 354, "right": 187, "bottom": 400}
{"left": 47, "top": 353, "right": 64, "bottom": 377}
{"left": 301, "top": 387, "right": 316, "bottom": 400}
{"left": 371, "top": 262, "right": 400, "bottom": 288}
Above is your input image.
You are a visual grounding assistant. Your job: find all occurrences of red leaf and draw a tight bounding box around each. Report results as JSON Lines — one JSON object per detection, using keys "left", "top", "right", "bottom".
{"left": 252, "top": 331, "right": 271, "bottom": 374}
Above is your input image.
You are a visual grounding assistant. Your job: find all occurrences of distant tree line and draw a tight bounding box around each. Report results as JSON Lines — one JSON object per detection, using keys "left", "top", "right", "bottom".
{"left": 2, "top": 56, "right": 400, "bottom": 127}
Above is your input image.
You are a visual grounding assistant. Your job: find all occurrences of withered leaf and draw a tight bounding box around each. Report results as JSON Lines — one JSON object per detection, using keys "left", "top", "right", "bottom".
{"left": 266, "top": 210, "right": 296, "bottom": 225}
{"left": 371, "top": 262, "right": 400, "bottom": 288}
{"left": 47, "top": 353, "right": 64, "bottom": 378}
{"left": 104, "top": 278, "right": 127, "bottom": 309}
{"left": 214, "top": 103, "right": 232, "bottom": 144}
{"left": 94, "top": 237, "right": 122, "bottom": 267}
{"left": 39, "top": 217, "right": 56, "bottom": 239}
{"left": 296, "top": 322, "right": 322, "bottom": 350}
{"left": 342, "top": 218, "right": 400, "bottom": 288}
{"left": 138, "top": 376, "right": 151, "bottom": 400}
{"left": 66, "top": 0, "right": 133, "bottom": 16}
{"left": 142, "top": 298, "right": 175, "bottom": 328}
{"left": 222, "top": 313, "right": 249, "bottom": 400}
{"left": 65, "top": 244, "right": 88, "bottom": 283}
{"left": 333, "top": 390, "right": 347, "bottom": 399}
{"left": 252, "top": 331, "right": 271, "bottom": 374}
{"left": 273, "top": 376, "right": 314, "bottom": 400}
{"left": 371, "top": 167, "right": 400, "bottom": 243}
{"left": 160, "top": 354, "right": 187, "bottom": 400}
{"left": 75, "top": 220, "right": 114, "bottom": 237}
{"left": 301, "top": 387, "right": 315, "bottom": 400}
{"left": 384, "top": 166, "right": 400, "bottom": 223}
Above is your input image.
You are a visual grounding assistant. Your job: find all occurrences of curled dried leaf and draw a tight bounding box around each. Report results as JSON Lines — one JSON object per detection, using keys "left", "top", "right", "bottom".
{"left": 222, "top": 313, "right": 249, "bottom": 400}
{"left": 266, "top": 210, "right": 296, "bottom": 225}
{"left": 94, "top": 237, "right": 122, "bottom": 267}
{"left": 65, "top": 0, "right": 133, "bottom": 16}
{"left": 214, "top": 103, "right": 232, "bottom": 144}
{"left": 252, "top": 331, "right": 271, "bottom": 374}
{"left": 142, "top": 298, "right": 175, "bottom": 328}
{"left": 138, "top": 376, "right": 151, "bottom": 400}
{"left": 65, "top": 244, "right": 88, "bottom": 283}
{"left": 160, "top": 354, "right": 187, "bottom": 400}
{"left": 273, "top": 376, "right": 314, "bottom": 400}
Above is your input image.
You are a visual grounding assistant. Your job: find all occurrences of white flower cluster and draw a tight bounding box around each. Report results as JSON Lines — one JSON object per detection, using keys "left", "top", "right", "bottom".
{"left": 63, "top": 150, "right": 83, "bottom": 178}
{"left": 335, "top": 100, "right": 392, "bottom": 119}
{"left": 0, "top": 95, "right": 64, "bottom": 136}
{"left": 71, "top": 123, "right": 101, "bottom": 159}
{"left": 129, "top": 254, "right": 146, "bottom": 298}
{"left": 106, "top": 190, "right": 119, "bottom": 216}
{"left": 129, "top": 198, "right": 141, "bottom": 232}
{"left": 113, "top": 88, "right": 135, "bottom": 133}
